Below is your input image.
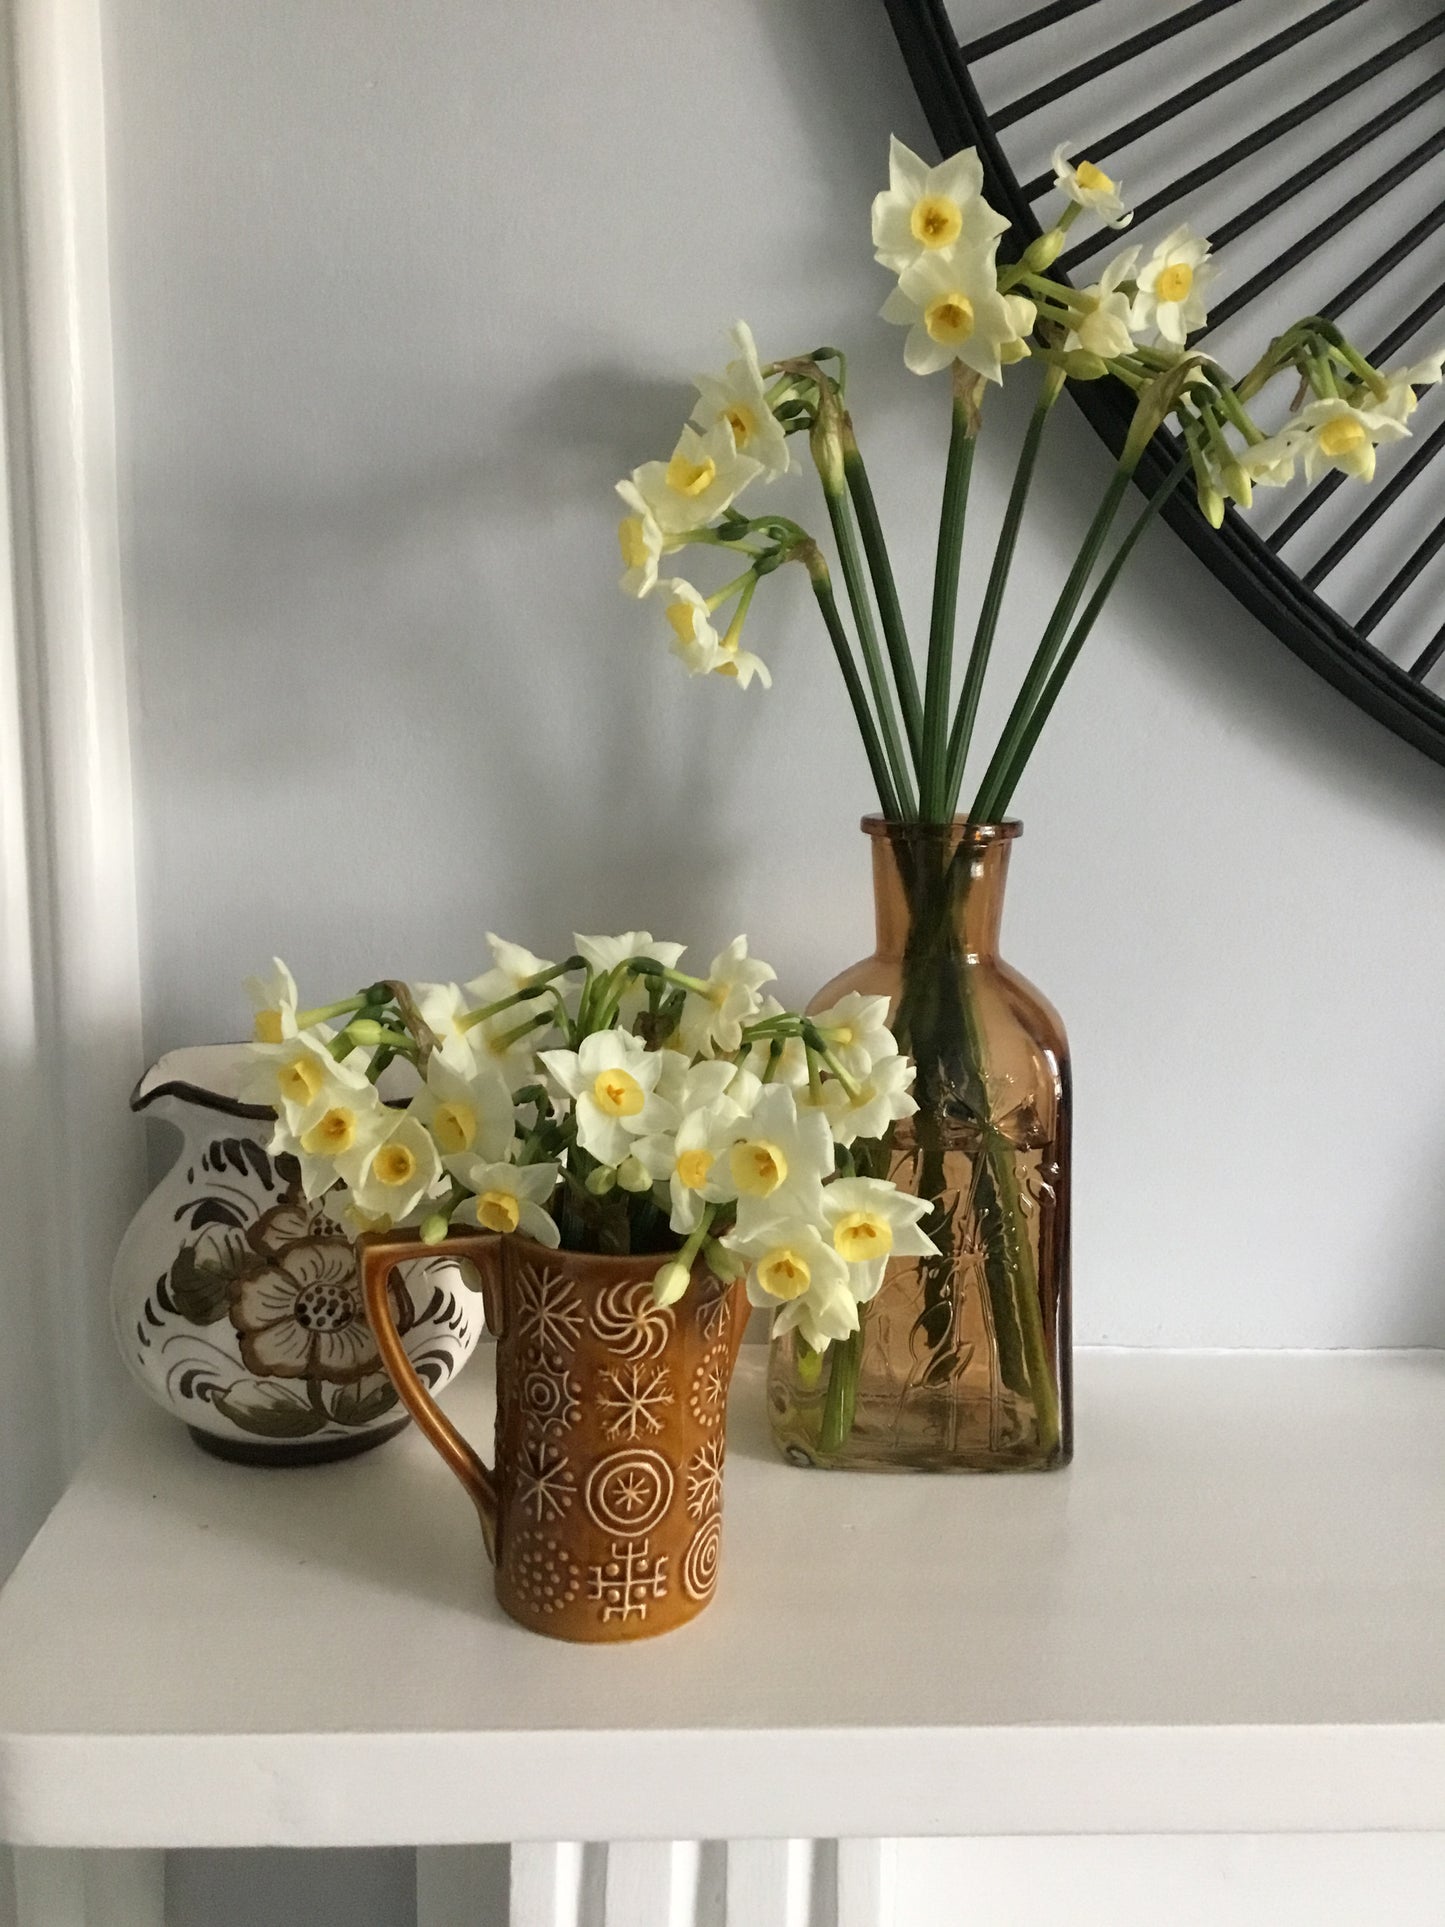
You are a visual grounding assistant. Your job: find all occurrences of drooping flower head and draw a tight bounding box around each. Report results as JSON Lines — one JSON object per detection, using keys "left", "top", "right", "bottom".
{"left": 1051, "top": 144, "right": 1132, "bottom": 229}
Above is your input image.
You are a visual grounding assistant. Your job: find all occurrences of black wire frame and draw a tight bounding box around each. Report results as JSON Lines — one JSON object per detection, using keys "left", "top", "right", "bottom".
{"left": 881, "top": 0, "right": 1445, "bottom": 770}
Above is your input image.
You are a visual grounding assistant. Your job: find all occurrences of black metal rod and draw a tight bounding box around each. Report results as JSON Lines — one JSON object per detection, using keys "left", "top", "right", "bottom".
{"left": 1303, "top": 413, "right": 1445, "bottom": 589}
{"left": 1322, "top": 200, "right": 1445, "bottom": 325}
{"left": 1408, "top": 622, "right": 1445, "bottom": 681}
{"left": 1017, "top": 0, "right": 1372, "bottom": 200}
{"left": 1213, "top": 68, "right": 1445, "bottom": 253}
{"left": 1268, "top": 473, "right": 1346, "bottom": 552}
{"left": 1059, "top": 12, "right": 1445, "bottom": 274}
{"left": 962, "top": 0, "right": 1106, "bottom": 63}
{"left": 1369, "top": 280, "right": 1445, "bottom": 368}
{"left": 993, "top": 0, "right": 1249, "bottom": 131}
{"left": 1205, "top": 125, "right": 1445, "bottom": 334}
{"left": 1357, "top": 517, "right": 1445, "bottom": 637}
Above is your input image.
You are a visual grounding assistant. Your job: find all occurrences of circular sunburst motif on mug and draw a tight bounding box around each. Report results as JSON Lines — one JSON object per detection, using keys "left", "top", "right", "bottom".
{"left": 508, "top": 1529, "right": 583, "bottom": 1615}
{"left": 589, "top": 1280, "right": 674, "bottom": 1361}
{"left": 583, "top": 1448, "right": 675, "bottom": 1537}
{"left": 681, "top": 1515, "right": 722, "bottom": 1602}
{"left": 688, "top": 1345, "right": 731, "bottom": 1427}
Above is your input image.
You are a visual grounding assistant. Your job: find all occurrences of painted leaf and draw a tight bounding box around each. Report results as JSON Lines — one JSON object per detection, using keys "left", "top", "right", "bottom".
{"left": 213, "top": 1381, "right": 329, "bottom": 1438}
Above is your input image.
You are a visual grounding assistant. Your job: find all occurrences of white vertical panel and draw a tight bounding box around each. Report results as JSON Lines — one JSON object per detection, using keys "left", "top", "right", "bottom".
{"left": 836, "top": 1839, "right": 896, "bottom": 1927}
{"left": 508, "top": 1842, "right": 584, "bottom": 1927}
{"left": 12, "top": 1850, "right": 164, "bottom": 1927}
{"left": 725, "top": 1838, "right": 813, "bottom": 1927}
{"left": 602, "top": 1841, "right": 699, "bottom": 1927}
{"left": 416, "top": 1844, "right": 512, "bottom": 1926}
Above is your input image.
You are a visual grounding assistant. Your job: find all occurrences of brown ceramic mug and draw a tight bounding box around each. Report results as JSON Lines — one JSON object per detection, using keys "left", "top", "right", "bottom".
{"left": 360, "top": 1228, "right": 747, "bottom": 1642}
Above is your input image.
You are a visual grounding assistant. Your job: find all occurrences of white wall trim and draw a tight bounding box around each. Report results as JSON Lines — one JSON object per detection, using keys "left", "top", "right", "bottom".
{"left": 0, "top": 0, "right": 143, "bottom": 1483}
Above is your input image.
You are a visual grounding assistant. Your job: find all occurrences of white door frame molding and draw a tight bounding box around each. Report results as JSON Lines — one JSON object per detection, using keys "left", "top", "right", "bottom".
{"left": 0, "top": 0, "right": 143, "bottom": 1494}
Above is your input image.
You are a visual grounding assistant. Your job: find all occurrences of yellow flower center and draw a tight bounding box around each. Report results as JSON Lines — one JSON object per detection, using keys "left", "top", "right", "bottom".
{"left": 713, "top": 661, "right": 739, "bottom": 677}
{"left": 666, "top": 451, "right": 717, "bottom": 497}
{"left": 301, "top": 1107, "right": 357, "bottom": 1156}
{"left": 676, "top": 1147, "right": 713, "bottom": 1191}
{"left": 832, "top": 1210, "right": 894, "bottom": 1264}
{"left": 666, "top": 599, "right": 700, "bottom": 645}
{"left": 910, "top": 195, "right": 962, "bottom": 249}
{"left": 757, "top": 1246, "right": 811, "bottom": 1300}
{"left": 431, "top": 1099, "right": 477, "bottom": 1155}
{"left": 477, "top": 1189, "right": 521, "bottom": 1234}
{"left": 254, "top": 1009, "right": 284, "bottom": 1044}
{"left": 924, "top": 293, "right": 975, "bottom": 346}
{"left": 828, "top": 1023, "right": 855, "bottom": 1046}
{"left": 277, "top": 1054, "right": 325, "bottom": 1108}
{"left": 592, "top": 1067, "right": 645, "bottom": 1118}
{"left": 373, "top": 1142, "right": 418, "bottom": 1187}
{"left": 618, "top": 515, "right": 651, "bottom": 567}
{"left": 1156, "top": 261, "right": 1193, "bottom": 304}
{"left": 1074, "top": 160, "right": 1114, "bottom": 193}
{"left": 729, "top": 1138, "right": 788, "bottom": 1197}
{"left": 724, "top": 403, "right": 756, "bottom": 449}
{"left": 1318, "top": 416, "right": 1368, "bottom": 458}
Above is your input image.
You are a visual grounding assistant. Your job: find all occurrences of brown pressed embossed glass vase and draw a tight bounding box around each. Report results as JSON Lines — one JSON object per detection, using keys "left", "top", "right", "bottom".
{"left": 768, "top": 817, "right": 1071, "bottom": 1472}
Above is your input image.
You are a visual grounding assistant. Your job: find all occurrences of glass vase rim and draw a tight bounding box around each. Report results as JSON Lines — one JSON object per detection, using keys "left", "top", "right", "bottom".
{"left": 860, "top": 814, "right": 1022, "bottom": 845}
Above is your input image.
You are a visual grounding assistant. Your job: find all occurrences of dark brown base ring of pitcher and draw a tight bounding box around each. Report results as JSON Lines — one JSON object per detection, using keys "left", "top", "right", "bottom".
{"left": 187, "top": 1417, "right": 409, "bottom": 1467}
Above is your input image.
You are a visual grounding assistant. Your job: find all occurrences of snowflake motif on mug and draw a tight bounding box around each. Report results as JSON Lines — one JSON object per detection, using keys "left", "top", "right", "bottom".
{"left": 589, "top": 1280, "right": 674, "bottom": 1361}
{"left": 520, "top": 1364, "right": 582, "bottom": 1438}
{"left": 688, "top": 1345, "right": 731, "bottom": 1428}
{"left": 694, "top": 1275, "right": 733, "bottom": 1346}
{"left": 514, "top": 1436, "right": 577, "bottom": 1523}
{"left": 598, "top": 1363, "right": 674, "bottom": 1441}
{"left": 685, "top": 1434, "right": 725, "bottom": 1519}
{"left": 587, "top": 1539, "right": 670, "bottom": 1623}
{"left": 514, "top": 1265, "right": 585, "bottom": 1359}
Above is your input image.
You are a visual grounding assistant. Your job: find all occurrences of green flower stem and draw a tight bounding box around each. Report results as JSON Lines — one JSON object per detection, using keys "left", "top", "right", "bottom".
{"left": 920, "top": 366, "right": 980, "bottom": 821}
{"left": 819, "top": 1324, "right": 863, "bottom": 1453}
{"left": 821, "top": 477, "right": 917, "bottom": 817}
{"left": 970, "top": 460, "right": 1134, "bottom": 824}
{"left": 942, "top": 364, "right": 1065, "bottom": 818}
{"left": 842, "top": 421, "right": 924, "bottom": 774}
{"left": 461, "top": 959, "right": 582, "bottom": 1029}
{"left": 989, "top": 456, "right": 1190, "bottom": 820}
{"left": 802, "top": 547, "right": 903, "bottom": 821}
{"left": 295, "top": 995, "right": 367, "bottom": 1027}
{"left": 1215, "top": 385, "right": 1264, "bottom": 443}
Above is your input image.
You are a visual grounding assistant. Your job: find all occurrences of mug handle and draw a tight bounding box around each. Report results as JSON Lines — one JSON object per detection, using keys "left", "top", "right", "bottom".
{"left": 359, "top": 1228, "right": 501, "bottom": 1563}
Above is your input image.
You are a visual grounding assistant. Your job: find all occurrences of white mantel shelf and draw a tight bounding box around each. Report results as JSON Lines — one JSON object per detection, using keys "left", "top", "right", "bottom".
{"left": 1, "top": 1349, "right": 1442, "bottom": 1851}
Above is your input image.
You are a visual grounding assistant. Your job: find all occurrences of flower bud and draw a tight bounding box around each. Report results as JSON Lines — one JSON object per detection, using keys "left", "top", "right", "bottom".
{"left": 652, "top": 1260, "right": 691, "bottom": 1307}
{"left": 1063, "top": 350, "right": 1108, "bottom": 381}
{"left": 419, "top": 1212, "right": 450, "bottom": 1245}
{"left": 616, "top": 1155, "right": 652, "bottom": 1194}
{"left": 585, "top": 1164, "right": 617, "bottom": 1196}
{"left": 1022, "top": 228, "right": 1065, "bottom": 272}
{"left": 1223, "top": 462, "right": 1253, "bottom": 510}
{"left": 1198, "top": 482, "right": 1225, "bottom": 528}
{"left": 347, "top": 1017, "right": 384, "bottom": 1046}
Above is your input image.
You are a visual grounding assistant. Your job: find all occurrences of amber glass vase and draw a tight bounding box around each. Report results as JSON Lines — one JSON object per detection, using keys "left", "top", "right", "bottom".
{"left": 768, "top": 817, "right": 1071, "bottom": 1472}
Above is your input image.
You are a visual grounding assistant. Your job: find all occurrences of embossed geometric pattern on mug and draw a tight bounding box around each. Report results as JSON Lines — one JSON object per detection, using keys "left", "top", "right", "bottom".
{"left": 508, "top": 1529, "right": 583, "bottom": 1615}
{"left": 587, "top": 1538, "right": 670, "bottom": 1623}
{"left": 598, "top": 1363, "right": 673, "bottom": 1440}
{"left": 695, "top": 1275, "right": 733, "bottom": 1345}
{"left": 684, "top": 1435, "right": 725, "bottom": 1519}
{"left": 689, "top": 1345, "right": 731, "bottom": 1427}
{"left": 514, "top": 1436, "right": 577, "bottom": 1523}
{"left": 681, "top": 1514, "right": 722, "bottom": 1602}
{"left": 583, "top": 1447, "right": 674, "bottom": 1536}
{"left": 520, "top": 1364, "right": 582, "bottom": 1438}
{"left": 589, "top": 1280, "right": 674, "bottom": 1361}
{"left": 514, "top": 1266, "right": 585, "bottom": 1358}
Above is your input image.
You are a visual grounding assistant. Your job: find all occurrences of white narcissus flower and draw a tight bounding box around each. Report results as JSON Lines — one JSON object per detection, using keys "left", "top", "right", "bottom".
{"left": 871, "top": 136, "right": 1009, "bottom": 274}
{"left": 538, "top": 1028, "right": 677, "bottom": 1167}
{"left": 821, "top": 1176, "right": 939, "bottom": 1303}
{"left": 1373, "top": 350, "right": 1445, "bottom": 425}
{"left": 1235, "top": 432, "right": 1302, "bottom": 489}
{"left": 821, "top": 1052, "right": 918, "bottom": 1146}
{"left": 880, "top": 244, "right": 1026, "bottom": 383}
{"left": 1130, "top": 226, "right": 1216, "bottom": 347}
{"left": 409, "top": 1053, "right": 516, "bottom": 1178}
{"left": 712, "top": 639, "right": 772, "bottom": 690}
{"left": 574, "top": 931, "right": 686, "bottom": 975}
{"left": 631, "top": 420, "right": 763, "bottom": 537}
{"left": 244, "top": 957, "right": 299, "bottom": 1044}
{"left": 1066, "top": 246, "right": 1139, "bottom": 361}
{"left": 737, "top": 999, "right": 810, "bottom": 1087}
{"left": 336, "top": 1113, "right": 442, "bottom": 1226}
{"left": 1291, "top": 398, "right": 1409, "bottom": 484}
{"left": 723, "top": 1082, "right": 836, "bottom": 1237}
{"left": 691, "top": 321, "right": 790, "bottom": 482}
{"left": 242, "top": 1028, "right": 367, "bottom": 1127}
{"left": 456, "top": 1158, "right": 560, "bottom": 1247}
{"left": 633, "top": 1084, "right": 746, "bottom": 1235}
{"left": 1051, "top": 144, "right": 1132, "bottom": 229}
{"left": 614, "top": 480, "right": 672, "bottom": 598}
{"left": 660, "top": 578, "right": 724, "bottom": 677}
{"left": 288, "top": 1079, "right": 391, "bottom": 1201}
{"left": 810, "top": 991, "right": 900, "bottom": 1081}
{"left": 677, "top": 936, "right": 777, "bottom": 1056}
{"left": 416, "top": 980, "right": 547, "bottom": 1089}
{"left": 722, "top": 1214, "right": 858, "bottom": 1352}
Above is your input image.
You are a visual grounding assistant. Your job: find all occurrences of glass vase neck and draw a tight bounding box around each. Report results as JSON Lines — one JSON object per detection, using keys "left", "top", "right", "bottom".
{"left": 863, "top": 815, "right": 1020, "bottom": 962}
